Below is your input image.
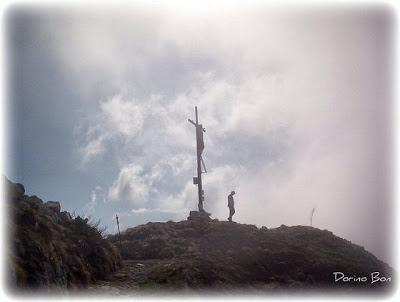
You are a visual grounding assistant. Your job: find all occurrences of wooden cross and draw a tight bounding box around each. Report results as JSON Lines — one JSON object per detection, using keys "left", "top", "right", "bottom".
{"left": 188, "top": 106, "right": 206, "bottom": 212}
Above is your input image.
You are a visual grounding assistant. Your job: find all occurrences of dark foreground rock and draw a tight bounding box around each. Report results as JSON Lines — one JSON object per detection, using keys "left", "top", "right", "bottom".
{"left": 108, "top": 220, "right": 394, "bottom": 293}
{"left": 5, "top": 178, "right": 122, "bottom": 291}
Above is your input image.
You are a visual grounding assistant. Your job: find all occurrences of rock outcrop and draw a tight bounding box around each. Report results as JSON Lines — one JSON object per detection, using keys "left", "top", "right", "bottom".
{"left": 5, "top": 178, "right": 122, "bottom": 290}
{"left": 108, "top": 220, "right": 394, "bottom": 291}
{"left": 44, "top": 201, "right": 61, "bottom": 213}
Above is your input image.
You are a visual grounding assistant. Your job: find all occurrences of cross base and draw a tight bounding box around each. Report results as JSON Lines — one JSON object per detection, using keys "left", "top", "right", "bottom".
{"left": 187, "top": 210, "right": 211, "bottom": 222}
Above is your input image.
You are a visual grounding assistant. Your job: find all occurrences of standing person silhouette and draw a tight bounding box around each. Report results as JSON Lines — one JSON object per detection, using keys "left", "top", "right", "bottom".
{"left": 228, "top": 191, "right": 236, "bottom": 222}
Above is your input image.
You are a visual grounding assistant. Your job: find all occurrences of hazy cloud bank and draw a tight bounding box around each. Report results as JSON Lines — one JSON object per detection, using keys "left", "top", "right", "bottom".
{"left": 8, "top": 4, "right": 394, "bottom": 263}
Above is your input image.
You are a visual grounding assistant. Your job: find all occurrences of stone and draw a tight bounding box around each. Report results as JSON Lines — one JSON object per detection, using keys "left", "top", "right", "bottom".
{"left": 15, "top": 183, "right": 25, "bottom": 195}
{"left": 114, "top": 272, "right": 127, "bottom": 279}
{"left": 31, "top": 195, "right": 43, "bottom": 202}
{"left": 187, "top": 210, "right": 211, "bottom": 222}
{"left": 30, "top": 196, "right": 44, "bottom": 209}
{"left": 75, "top": 216, "right": 89, "bottom": 225}
{"left": 6, "top": 179, "right": 25, "bottom": 201}
{"left": 60, "top": 211, "right": 72, "bottom": 221}
{"left": 45, "top": 201, "right": 61, "bottom": 213}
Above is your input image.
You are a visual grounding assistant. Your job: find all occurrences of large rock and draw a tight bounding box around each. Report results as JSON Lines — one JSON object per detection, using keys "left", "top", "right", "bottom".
{"left": 5, "top": 178, "right": 25, "bottom": 201}
{"left": 187, "top": 210, "right": 211, "bottom": 222}
{"left": 60, "top": 211, "right": 72, "bottom": 221}
{"left": 75, "top": 216, "right": 89, "bottom": 225}
{"left": 45, "top": 201, "right": 61, "bottom": 213}
{"left": 14, "top": 183, "right": 25, "bottom": 195}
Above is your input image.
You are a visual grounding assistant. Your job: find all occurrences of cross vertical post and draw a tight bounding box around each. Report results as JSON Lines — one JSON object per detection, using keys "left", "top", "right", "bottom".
{"left": 195, "top": 107, "right": 203, "bottom": 212}
{"left": 188, "top": 106, "right": 206, "bottom": 212}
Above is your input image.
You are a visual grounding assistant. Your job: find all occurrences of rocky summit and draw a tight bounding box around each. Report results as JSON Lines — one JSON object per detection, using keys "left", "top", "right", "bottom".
{"left": 107, "top": 219, "right": 394, "bottom": 293}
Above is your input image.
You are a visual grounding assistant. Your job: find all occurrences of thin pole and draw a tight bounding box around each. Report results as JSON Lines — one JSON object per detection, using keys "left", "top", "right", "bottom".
{"left": 310, "top": 207, "right": 316, "bottom": 227}
{"left": 116, "top": 214, "right": 122, "bottom": 247}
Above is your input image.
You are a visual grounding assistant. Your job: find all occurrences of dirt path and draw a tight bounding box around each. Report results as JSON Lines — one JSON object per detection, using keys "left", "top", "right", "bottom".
{"left": 87, "top": 259, "right": 164, "bottom": 294}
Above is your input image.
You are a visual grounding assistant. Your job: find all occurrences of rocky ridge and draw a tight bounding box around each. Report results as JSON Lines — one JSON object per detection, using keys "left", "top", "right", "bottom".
{"left": 5, "top": 178, "right": 122, "bottom": 291}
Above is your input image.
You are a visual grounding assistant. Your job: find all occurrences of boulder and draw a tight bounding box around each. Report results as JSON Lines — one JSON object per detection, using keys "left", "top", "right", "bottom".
{"left": 187, "top": 210, "right": 211, "bottom": 222}
{"left": 45, "top": 201, "right": 61, "bottom": 213}
{"left": 6, "top": 179, "right": 25, "bottom": 201}
{"left": 30, "top": 196, "right": 44, "bottom": 209}
{"left": 75, "top": 216, "right": 89, "bottom": 225}
{"left": 60, "top": 211, "right": 72, "bottom": 221}
{"left": 30, "top": 195, "right": 43, "bottom": 203}
{"left": 15, "top": 183, "right": 25, "bottom": 195}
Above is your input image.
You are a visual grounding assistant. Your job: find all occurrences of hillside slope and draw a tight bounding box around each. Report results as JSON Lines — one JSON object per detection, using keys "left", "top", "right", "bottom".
{"left": 108, "top": 219, "right": 393, "bottom": 291}
{"left": 5, "top": 178, "right": 122, "bottom": 291}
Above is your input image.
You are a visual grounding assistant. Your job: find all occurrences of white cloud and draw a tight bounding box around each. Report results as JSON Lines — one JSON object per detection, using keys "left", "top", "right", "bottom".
{"left": 100, "top": 96, "right": 145, "bottom": 137}
{"left": 130, "top": 208, "right": 149, "bottom": 214}
{"left": 108, "top": 164, "right": 151, "bottom": 207}
{"left": 161, "top": 181, "right": 195, "bottom": 213}
{"left": 80, "top": 133, "right": 108, "bottom": 163}
{"left": 82, "top": 186, "right": 103, "bottom": 218}
{"left": 78, "top": 95, "right": 147, "bottom": 163}
{"left": 49, "top": 7, "right": 392, "bottom": 262}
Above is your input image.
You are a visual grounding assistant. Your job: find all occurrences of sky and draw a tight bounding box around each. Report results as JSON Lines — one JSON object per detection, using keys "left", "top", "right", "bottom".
{"left": 4, "top": 3, "right": 395, "bottom": 264}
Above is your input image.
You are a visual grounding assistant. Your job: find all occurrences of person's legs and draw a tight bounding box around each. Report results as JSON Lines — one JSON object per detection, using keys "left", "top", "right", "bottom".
{"left": 228, "top": 207, "right": 234, "bottom": 222}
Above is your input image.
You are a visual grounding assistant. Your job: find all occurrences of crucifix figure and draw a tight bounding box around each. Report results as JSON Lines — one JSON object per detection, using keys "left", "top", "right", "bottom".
{"left": 188, "top": 106, "right": 207, "bottom": 213}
